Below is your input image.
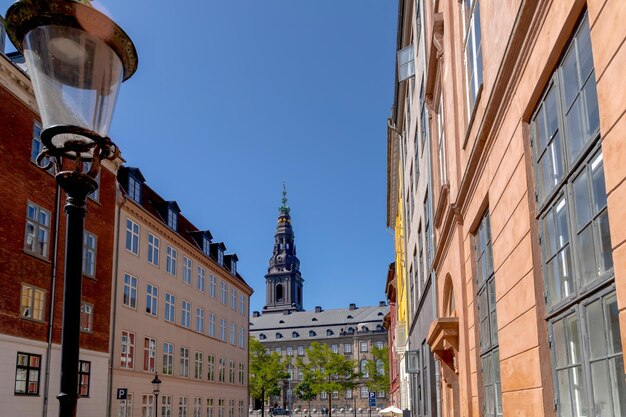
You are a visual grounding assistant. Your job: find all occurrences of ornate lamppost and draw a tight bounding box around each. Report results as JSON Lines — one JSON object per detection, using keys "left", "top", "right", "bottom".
{"left": 4, "top": 1, "right": 137, "bottom": 416}
{"left": 152, "top": 373, "right": 162, "bottom": 417}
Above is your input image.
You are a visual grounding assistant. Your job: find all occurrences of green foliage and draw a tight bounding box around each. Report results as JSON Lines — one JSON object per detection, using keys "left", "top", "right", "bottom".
{"left": 294, "top": 376, "right": 317, "bottom": 402}
{"left": 249, "top": 337, "right": 290, "bottom": 417}
{"left": 296, "top": 342, "right": 359, "bottom": 417}
{"left": 364, "top": 345, "right": 390, "bottom": 394}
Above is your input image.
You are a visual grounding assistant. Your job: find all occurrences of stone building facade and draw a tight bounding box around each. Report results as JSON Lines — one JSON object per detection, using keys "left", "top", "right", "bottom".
{"left": 387, "top": 0, "right": 626, "bottom": 416}
{"left": 250, "top": 195, "right": 389, "bottom": 413}
{"left": 110, "top": 167, "right": 252, "bottom": 417}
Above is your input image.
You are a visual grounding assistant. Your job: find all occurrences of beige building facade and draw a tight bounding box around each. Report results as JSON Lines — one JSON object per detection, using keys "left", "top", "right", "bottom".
{"left": 110, "top": 167, "right": 252, "bottom": 417}
{"left": 388, "top": 0, "right": 626, "bottom": 416}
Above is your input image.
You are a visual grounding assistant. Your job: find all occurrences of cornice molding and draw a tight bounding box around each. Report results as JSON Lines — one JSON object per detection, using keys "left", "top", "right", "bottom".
{"left": 0, "top": 54, "right": 37, "bottom": 113}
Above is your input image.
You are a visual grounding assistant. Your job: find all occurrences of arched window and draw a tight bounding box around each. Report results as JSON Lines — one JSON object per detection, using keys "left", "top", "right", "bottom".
{"left": 376, "top": 360, "right": 384, "bottom": 376}
{"left": 259, "top": 334, "right": 266, "bottom": 340}
{"left": 276, "top": 284, "right": 284, "bottom": 302}
{"left": 347, "top": 327, "right": 354, "bottom": 334}
{"left": 326, "top": 329, "right": 334, "bottom": 336}
{"left": 309, "top": 330, "right": 316, "bottom": 337}
{"left": 292, "top": 331, "right": 299, "bottom": 338}
{"left": 276, "top": 332, "right": 283, "bottom": 339}
{"left": 377, "top": 325, "right": 385, "bottom": 331}
{"left": 360, "top": 360, "right": 369, "bottom": 378}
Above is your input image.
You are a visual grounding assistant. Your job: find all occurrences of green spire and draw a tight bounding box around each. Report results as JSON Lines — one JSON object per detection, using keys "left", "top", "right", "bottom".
{"left": 279, "top": 183, "right": 290, "bottom": 215}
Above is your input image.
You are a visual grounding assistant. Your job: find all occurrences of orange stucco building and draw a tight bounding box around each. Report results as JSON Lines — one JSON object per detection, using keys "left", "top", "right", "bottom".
{"left": 388, "top": 0, "right": 626, "bottom": 416}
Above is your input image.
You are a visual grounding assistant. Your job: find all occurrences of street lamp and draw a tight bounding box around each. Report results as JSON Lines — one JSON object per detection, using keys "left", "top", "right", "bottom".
{"left": 4, "top": 1, "right": 137, "bottom": 417}
{"left": 152, "top": 373, "right": 162, "bottom": 417}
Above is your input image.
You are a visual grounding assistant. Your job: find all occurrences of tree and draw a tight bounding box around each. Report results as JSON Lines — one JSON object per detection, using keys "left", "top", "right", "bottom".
{"left": 249, "top": 337, "right": 290, "bottom": 417}
{"left": 294, "top": 375, "right": 317, "bottom": 416}
{"left": 364, "top": 345, "right": 390, "bottom": 396}
{"left": 296, "top": 342, "right": 359, "bottom": 417}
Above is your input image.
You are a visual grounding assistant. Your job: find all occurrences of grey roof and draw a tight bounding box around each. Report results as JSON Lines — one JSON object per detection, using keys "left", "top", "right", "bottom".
{"left": 249, "top": 305, "right": 389, "bottom": 342}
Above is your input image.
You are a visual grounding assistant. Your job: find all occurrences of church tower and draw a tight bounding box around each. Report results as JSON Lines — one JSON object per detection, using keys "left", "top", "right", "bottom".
{"left": 263, "top": 186, "right": 304, "bottom": 313}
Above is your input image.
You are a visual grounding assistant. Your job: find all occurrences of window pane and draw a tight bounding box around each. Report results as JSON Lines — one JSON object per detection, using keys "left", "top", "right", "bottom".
{"left": 609, "top": 356, "right": 626, "bottom": 416}
{"left": 598, "top": 211, "right": 613, "bottom": 272}
{"left": 558, "top": 247, "right": 574, "bottom": 301}
{"left": 578, "top": 224, "right": 597, "bottom": 285}
{"left": 556, "top": 199, "right": 570, "bottom": 248}
{"left": 554, "top": 320, "right": 567, "bottom": 368}
{"left": 584, "top": 78, "right": 600, "bottom": 137}
{"left": 591, "top": 360, "right": 612, "bottom": 417}
{"left": 558, "top": 369, "right": 573, "bottom": 416}
{"left": 605, "top": 295, "right": 621, "bottom": 355}
{"left": 591, "top": 154, "right": 607, "bottom": 213}
{"left": 570, "top": 366, "right": 588, "bottom": 416}
{"left": 587, "top": 299, "right": 606, "bottom": 360}
{"left": 573, "top": 170, "right": 592, "bottom": 229}
{"left": 565, "top": 315, "right": 582, "bottom": 365}
{"left": 577, "top": 19, "right": 594, "bottom": 83}
{"left": 567, "top": 97, "right": 584, "bottom": 161}
{"left": 546, "top": 87, "right": 559, "bottom": 138}
{"left": 562, "top": 48, "right": 579, "bottom": 109}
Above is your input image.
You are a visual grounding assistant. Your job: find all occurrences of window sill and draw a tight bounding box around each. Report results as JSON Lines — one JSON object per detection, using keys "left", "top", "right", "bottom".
{"left": 22, "top": 249, "right": 52, "bottom": 264}
{"left": 19, "top": 315, "right": 46, "bottom": 324}
{"left": 462, "top": 84, "right": 483, "bottom": 150}
{"left": 427, "top": 317, "right": 459, "bottom": 373}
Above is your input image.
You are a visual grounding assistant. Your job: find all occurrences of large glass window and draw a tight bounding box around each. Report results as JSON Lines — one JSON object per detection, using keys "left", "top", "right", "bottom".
{"left": 14, "top": 352, "right": 41, "bottom": 395}
{"left": 24, "top": 202, "right": 50, "bottom": 258}
{"left": 82, "top": 231, "right": 97, "bottom": 278}
{"left": 475, "top": 211, "right": 502, "bottom": 417}
{"left": 530, "top": 13, "right": 623, "bottom": 417}
{"left": 463, "top": 0, "right": 483, "bottom": 112}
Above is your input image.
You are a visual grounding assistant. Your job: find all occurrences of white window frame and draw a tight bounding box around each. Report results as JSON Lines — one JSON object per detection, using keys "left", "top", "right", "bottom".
{"left": 208, "top": 313, "right": 216, "bottom": 337}
{"left": 147, "top": 233, "right": 160, "bottom": 267}
{"left": 24, "top": 201, "right": 51, "bottom": 258}
{"left": 197, "top": 266, "right": 206, "bottom": 293}
{"left": 125, "top": 219, "right": 140, "bottom": 255}
{"left": 20, "top": 284, "right": 46, "bottom": 322}
{"left": 165, "top": 292, "right": 176, "bottom": 323}
{"left": 180, "top": 347, "right": 189, "bottom": 377}
{"left": 146, "top": 284, "right": 158, "bottom": 316}
{"left": 80, "top": 302, "right": 93, "bottom": 333}
{"left": 82, "top": 231, "right": 97, "bottom": 278}
{"left": 196, "top": 307, "right": 205, "bottom": 333}
{"left": 123, "top": 274, "right": 137, "bottom": 309}
{"left": 166, "top": 246, "right": 177, "bottom": 276}
{"left": 183, "top": 256, "right": 192, "bottom": 285}
{"left": 182, "top": 301, "right": 191, "bottom": 328}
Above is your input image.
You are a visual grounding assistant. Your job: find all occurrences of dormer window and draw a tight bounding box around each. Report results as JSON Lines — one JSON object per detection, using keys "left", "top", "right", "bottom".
{"left": 128, "top": 175, "right": 141, "bottom": 202}
{"left": 167, "top": 207, "right": 177, "bottom": 231}
{"left": 217, "top": 248, "right": 224, "bottom": 265}
{"left": 202, "top": 236, "right": 211, "bottom": 256}
{"left": 231, "top": 258, "right": 237, "bottom": 275}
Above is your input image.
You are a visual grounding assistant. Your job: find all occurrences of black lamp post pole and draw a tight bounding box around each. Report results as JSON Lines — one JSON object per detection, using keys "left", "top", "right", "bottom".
{"left": 56, "top": 172, "right": 97, "bottom": 417}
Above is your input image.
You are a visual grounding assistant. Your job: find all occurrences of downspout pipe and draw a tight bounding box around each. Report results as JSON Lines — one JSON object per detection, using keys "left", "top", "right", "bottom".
{"left": 43, "top": 181, "right": 62, "bottom": 417}
{"left": 107, "top": 189, "right": 128, "bottom": 417}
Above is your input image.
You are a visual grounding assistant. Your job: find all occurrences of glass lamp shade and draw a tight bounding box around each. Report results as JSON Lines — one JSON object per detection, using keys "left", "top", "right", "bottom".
{"left": 23, "top": 24, "right": 123, "bottom": 159}
{"left": 4, "top": 0, "right": 138, "bottom": 161}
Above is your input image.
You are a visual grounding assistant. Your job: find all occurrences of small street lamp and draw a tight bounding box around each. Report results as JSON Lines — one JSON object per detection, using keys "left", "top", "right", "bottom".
{"left": 152, "top": 373, "right": 162, "bottom": 417}
{"left": 4, "top": 1, "right": 137, "bottom": 417}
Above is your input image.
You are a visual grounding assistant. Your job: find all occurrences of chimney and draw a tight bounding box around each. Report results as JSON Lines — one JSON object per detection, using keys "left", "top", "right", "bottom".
{"left": 349, "top": 303, "right": 356, "bottom": 310}
{"left": 252, "top": 311, "right": 260, "bottom": 318}
{"left": 315, "top": 306, "right": 322, "bottom": 313}
{"left": 379, "top": 301, "right": 386, "bottom": 307}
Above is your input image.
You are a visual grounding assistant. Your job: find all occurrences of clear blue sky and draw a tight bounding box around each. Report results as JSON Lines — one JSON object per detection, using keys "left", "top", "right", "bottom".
{"left": 2, "top": 0, "right": 397, "bottom": 313}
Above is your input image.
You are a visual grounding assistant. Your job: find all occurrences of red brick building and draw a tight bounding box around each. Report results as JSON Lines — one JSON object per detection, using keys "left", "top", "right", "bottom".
{"left": 0, "top": 50, "right": 118, "bottom": 416}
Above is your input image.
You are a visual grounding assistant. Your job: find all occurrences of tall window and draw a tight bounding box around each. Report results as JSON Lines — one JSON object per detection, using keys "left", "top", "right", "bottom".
{"left": 197, "top": 266, "right": 206, "bottom": 292}
{"left": 219, "top": 357, "right": 226, "bottom": 382}
{"left": 231, "top": 288, "right": 237, "bottom": 310}
{"left": 163, "top": 342, "right": 174, "bottom": 375}
{"left": 166, "top": 246, "right": 177, "bottom": 276}
{"left": 183, "top": 256, "right": 192, "bottom": 285}
{"left": 165, "top": 293, "right": 176, "bottom": 323}
{"left": 418, "top": 225, "right": 425, "bottom": 295}
{"left": 238, "top": 401, "right": 244, "bottom": 417}
{"left": 229, "top": 360, "right": 235, "bottom": 384}
{"left": 238, "top": 363, "right": 245, "bottom": 384}
{"left": 123, "top": 274, "right": 137, "bottom": 309}
{"left": 230, "top": 323, "right": 236, "bottom": 345}
{"left": 196, "top": 308, "right": 205, "bottom": 333}
{"left": 144, "top": 337, "right": 156, "bottom": 372}
{"left": 167, "top": 207, "right": 177, "bottom": 231}
{"left": 424, "top": 190, "right": 433, "bottom": 269}
{"left": 208, "top": 313, "right": 216, "bottom": 337}
{"left": 229, "top": 400, "right": 235, "bottom": 417}
{"left": 207, "top": 354, "right": 215, "bottom": 381}
{"left": 31, "top": 123, "right": 48, "bottom": 165}
{"left": 181, "top": 301, "right": 191, "bottom": 328}
{"left": 203, "top": 236, "right": 211, "bottom": 256}
{"left": 180, "top": 347, "right": 189, "bottom": 377}
{"left": 530, "top": 13, "right": 624, "bottom": 417}
{"left": 360, "top": 341, "right": 368, "bottom": 352}
{"left": 218, "top": 400, "right": 224, "bottom": 417}
{"left": 142, "top": 395, "right": 155, "bottom": 417}
{"left": 298, "top": 346, "right": 304, "bottom": 356}
{"left": 209, "top": 275, "right": 217, "bottom": 298}
{"left": 179, "top": 396, "right": 189, "bottom": 417}
{"left": 360, "top": 360, "right": 369, "bottom": 378}
{"left": 147, "top": 234, "right": 160, "bottom": 266}
{"left": 146, "top": 284, "right": 158, "bottom": 316}
{"left": 14, "top": 352, "right": 41, "bottom": 395}
{"left": 360, "top": 386, "right": 368, "bottom": 398}
{"left": 240, "top": 294, "right": 246, "bottom": 315}
{"left": 162, "top": 395, "right": 173, "bottom": 417}
{"left": 463, "top": 0, "right": 483, "bottom": 112}
{"left": 20, "top": 284, "right": 46, "bottom": 321}
{"left": 78, "top": 361, "right": 91, "bottom": 397}
{"left": 125, "top": 219, "right": 140, "bottom": 255}
{"left": 240, "top": 327, "right": 245, "bottom": 348}
{"left": 220, "top": 281, "right": 227, "bottom": 304}
{"left": 219, "top": 319, "right": 227, "bottom": 342}
{"left": 420, "top": 77, "right": 429, "bottom": 151}
{"left": 194, "top": 351, "right": 203, "bottom": 379}
{"left": 194, "top": 398, "right": 202, "bottom": 417}
{"left": 474, "top": 212, "right": 501, "bottom": 417}
{"left": 128, "top": 175, "right": 141, "bottom": 202}
{"left": 121, "top": 330, "right": 135, "bottom": 369}
{"left": 80, "top": 302, "right": 93, "bottom": 333}
{"left": 437, "top": 96, "right": 447, "bottom": 185}
{"left": 82, "top": 232, "right": 97, "bottom": 278}
{"left": 24, "top": 202, "right": 50, "bottom": 258}
{"left": 207, "top": 399, "right": 214, "bottom": 417}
